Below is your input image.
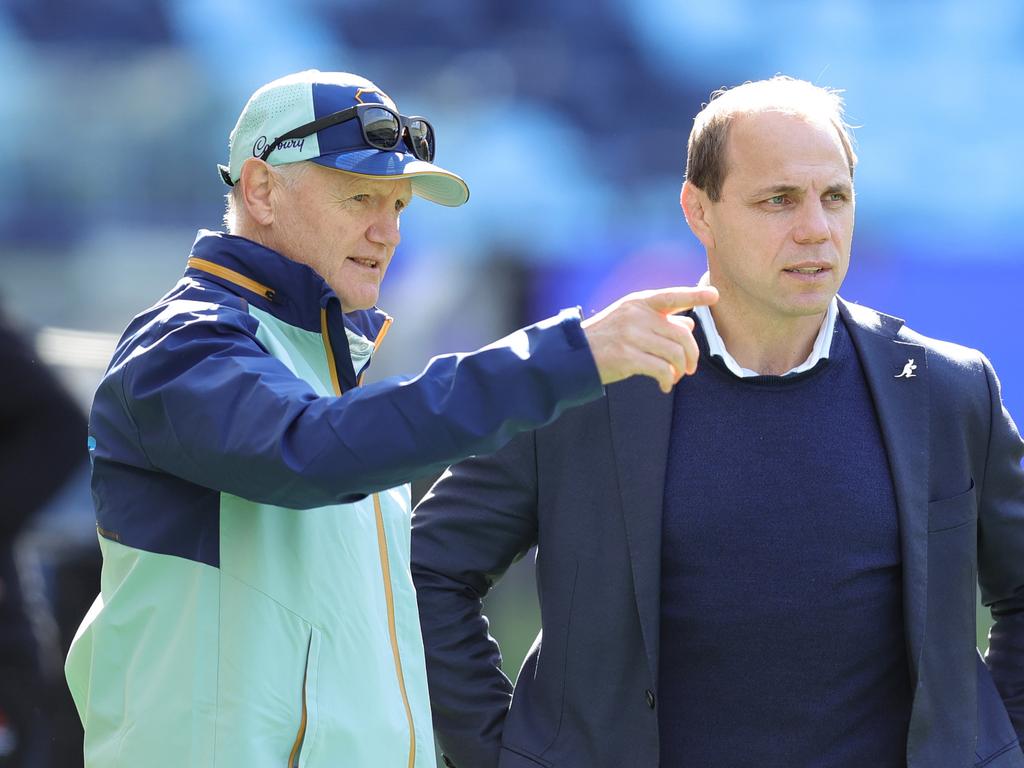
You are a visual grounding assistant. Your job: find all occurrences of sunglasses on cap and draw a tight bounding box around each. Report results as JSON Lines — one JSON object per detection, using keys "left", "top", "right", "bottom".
{"left": 219, "top": 104, "right": 436, "bottom": 186}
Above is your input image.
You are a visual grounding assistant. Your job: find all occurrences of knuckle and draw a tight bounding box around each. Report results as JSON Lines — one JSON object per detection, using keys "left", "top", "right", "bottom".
{"left": 620, "top": 300, "right": 640, "bottom": 318}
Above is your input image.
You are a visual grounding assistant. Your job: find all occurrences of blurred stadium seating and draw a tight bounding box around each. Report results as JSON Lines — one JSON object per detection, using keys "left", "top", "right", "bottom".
{"left": 1, "top": 1, "right": 1020, "bottom": 763}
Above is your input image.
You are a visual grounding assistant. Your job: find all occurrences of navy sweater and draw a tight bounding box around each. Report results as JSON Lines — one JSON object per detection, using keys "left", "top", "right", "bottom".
{"left": 658, "top": 317, "right": 912, "bottom": 767}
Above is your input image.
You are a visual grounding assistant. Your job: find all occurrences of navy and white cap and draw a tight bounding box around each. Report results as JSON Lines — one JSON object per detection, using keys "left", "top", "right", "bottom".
{"left": 220, "top": 70, "right": 469, "bottom": 207}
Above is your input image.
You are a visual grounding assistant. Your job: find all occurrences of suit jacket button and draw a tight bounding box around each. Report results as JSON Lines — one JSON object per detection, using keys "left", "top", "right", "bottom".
{"left": 645, "top": 689, "right": 656, "bottom": 709}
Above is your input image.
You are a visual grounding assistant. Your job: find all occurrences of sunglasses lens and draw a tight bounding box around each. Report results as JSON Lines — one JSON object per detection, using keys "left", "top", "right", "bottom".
{"left": 407, "top": 120, "right": 435, "bottom": 161}
{"left": 362, "top": 107, "right": 401, "bottom": 149}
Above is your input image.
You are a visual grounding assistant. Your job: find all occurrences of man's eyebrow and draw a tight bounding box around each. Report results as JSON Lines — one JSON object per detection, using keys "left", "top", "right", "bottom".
{"left": 747, "top": 182, "right": 853, "bottom": 199}
{"left": 824, "top": 182, "right": 854, "bottom": 196}
{"left": 747, "top": 185, "right": 801, "bottom": 200}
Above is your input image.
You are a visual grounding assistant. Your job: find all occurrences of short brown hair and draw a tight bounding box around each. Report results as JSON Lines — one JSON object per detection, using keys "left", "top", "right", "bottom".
{"left": 685, "top": 76, "right": 858, "bottom": 202}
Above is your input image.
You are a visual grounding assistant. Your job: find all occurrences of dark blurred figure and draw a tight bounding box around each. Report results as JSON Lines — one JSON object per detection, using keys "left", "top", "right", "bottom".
{"left": 0, "top": 308, "right": 89, "bottom": 767}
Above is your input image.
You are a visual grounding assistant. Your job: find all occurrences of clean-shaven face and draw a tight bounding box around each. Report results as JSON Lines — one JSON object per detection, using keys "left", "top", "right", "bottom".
{"left": 703, "top": 110, "right": 854, "bottom": 326}
{"left": 274, "top": 164, "right": 413, "bottom": 312}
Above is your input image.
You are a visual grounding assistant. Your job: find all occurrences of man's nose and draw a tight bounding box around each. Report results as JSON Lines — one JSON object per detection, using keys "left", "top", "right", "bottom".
{"left": 793, "top": 199, "right": 830, "bottom": 244}
{"left": 368, "top": 215, "right": 401, "bottom": 249}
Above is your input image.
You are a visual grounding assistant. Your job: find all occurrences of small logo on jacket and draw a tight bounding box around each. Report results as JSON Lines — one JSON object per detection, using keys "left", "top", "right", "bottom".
{"left": 895, "top": 359, "right": 918, "bottom": 379}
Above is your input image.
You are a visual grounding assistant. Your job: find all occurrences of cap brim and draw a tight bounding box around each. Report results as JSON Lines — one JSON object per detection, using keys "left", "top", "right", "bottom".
{"left": 312, "top": 149, "right": 470, "bottom": 207}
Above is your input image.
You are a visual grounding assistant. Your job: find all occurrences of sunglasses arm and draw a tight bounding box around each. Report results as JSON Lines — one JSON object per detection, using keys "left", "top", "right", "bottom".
{"left": 259, "top": 106, "right": 363, "bottom": 161}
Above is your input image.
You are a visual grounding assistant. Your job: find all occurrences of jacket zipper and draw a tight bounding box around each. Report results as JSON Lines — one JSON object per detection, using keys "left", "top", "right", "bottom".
{"left": 321, "top": 309, "right": 414, "bottom": 768}
{"left": 373, "top": 493, "right": 416, "bottom": 768}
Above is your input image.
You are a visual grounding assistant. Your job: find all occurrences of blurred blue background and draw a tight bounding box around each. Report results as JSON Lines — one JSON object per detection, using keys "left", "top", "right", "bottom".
{"left": 2, "top": 0, "right": 1021, "bottom": 414}
{"left": 1, "top": 0, "right": 1021, "bottom": 762}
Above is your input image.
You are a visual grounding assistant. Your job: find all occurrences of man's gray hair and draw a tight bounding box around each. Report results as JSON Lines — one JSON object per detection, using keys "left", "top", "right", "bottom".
{"left": 685, "top": 75, "right": 858, "bottom": 202}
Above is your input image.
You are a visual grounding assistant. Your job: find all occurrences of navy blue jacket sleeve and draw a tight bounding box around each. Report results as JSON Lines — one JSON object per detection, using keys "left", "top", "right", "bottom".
{"left": 978, "top": 355, "right": 1024, "bottom": 740}
{"left": 92, "top": 304, "right": 602, "bottom": 509}
{"left": 411, "top": 432, "right": 540, "bottom": 768}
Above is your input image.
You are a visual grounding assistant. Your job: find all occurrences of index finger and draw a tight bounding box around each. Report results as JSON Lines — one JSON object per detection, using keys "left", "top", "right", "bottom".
{"left": 638, "top": 286, "right": 719, "bottom": 314}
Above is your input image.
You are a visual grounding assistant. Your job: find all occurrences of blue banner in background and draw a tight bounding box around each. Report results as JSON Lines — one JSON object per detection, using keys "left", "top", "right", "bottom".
{"left": 532, "top": 254, "right": 1024, "bottom": 426}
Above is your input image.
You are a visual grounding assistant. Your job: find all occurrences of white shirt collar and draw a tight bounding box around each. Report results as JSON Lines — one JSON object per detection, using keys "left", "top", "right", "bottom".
{"left": 692, "top": 272, "right": 838, "bottom": 378}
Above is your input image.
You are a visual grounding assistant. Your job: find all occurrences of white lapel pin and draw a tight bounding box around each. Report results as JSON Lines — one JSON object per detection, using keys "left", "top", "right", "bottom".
{"left": 895, "top": 358, "right": 917, "bottom": 379}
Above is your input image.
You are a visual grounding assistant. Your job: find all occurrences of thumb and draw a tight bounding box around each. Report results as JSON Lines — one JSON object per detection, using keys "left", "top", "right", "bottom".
{"left": 639, "top": 286, "right": 719, "bottom": 314}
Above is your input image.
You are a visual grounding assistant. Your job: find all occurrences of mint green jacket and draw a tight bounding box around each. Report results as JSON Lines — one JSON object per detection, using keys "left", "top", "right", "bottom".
{"left": 65, "top": 232, "right": 603, "bottom": 766}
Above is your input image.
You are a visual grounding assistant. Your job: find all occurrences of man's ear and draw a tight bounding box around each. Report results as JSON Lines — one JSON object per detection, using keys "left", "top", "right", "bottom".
{"left": 680, "top": 180, "right": 715, "bottom": 250}
{"left": 238, "top": 158, "right": 276, "bottom": 227}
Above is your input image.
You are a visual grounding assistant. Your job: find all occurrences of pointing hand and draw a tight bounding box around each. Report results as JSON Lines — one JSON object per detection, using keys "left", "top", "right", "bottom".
{"left": 581, "top": 286, "right": 719, "bottom": 393}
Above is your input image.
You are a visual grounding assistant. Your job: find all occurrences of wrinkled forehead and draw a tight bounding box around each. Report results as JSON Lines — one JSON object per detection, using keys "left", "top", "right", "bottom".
{"left": 729, "top": 109, "right": 848, "bottom": 153}
{"left": 724, "top": 110, "right": 852, "bottom": 185}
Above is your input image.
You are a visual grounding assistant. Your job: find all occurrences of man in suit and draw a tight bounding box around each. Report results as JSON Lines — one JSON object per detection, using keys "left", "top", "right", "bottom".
{"left": 410, "top": 76, "right": 1024, "bottom": 768}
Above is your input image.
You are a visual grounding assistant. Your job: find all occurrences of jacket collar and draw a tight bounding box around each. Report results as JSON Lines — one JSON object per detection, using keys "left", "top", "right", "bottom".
{"left": 838, "top": 296, "right": 907, "bottom": 340}
{"left": 838, "top": 297, "right": 929, "bottom": 685}
{"left": 185, "top": 229, "right": 392, "bottom": 344}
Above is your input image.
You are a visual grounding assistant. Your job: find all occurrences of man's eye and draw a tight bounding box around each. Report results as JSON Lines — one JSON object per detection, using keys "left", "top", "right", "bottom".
{"left": 826, "top": 192, "right": 847, "bottom": 202}
{"left": 395, "top": 199, "right": 408, "bottom": 213}
{"left": 351, "top": 194, "right": 369, "bottom": 202}
{"left": 767, "top": 195, "right": 787, "bottom": 205}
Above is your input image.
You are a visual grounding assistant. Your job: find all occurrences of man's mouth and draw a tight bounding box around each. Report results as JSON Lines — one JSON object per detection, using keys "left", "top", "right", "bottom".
{"left": 783, "top": 264, "right": 831, "bottom": 275}
{"left": 349, "top": 257, "right": 379, "bottom": 269}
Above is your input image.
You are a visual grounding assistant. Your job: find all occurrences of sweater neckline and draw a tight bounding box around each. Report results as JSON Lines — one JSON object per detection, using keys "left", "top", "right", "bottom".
{"left": 694, "top": 317, "right": 847, "bottom": 388}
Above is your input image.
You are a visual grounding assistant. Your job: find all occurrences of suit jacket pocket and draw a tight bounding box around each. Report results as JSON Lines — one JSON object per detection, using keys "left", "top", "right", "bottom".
{"left": 928, "top": 479, "right": 977, "bottom": 533}
{"left": 975, "top": 653, "right": 1024, "bottom": 767}
{"left": 502, "top": 562, "right": 579, "bottom": 759}
{"left": 499, "top": 745, "right": 553, "bottom": 768}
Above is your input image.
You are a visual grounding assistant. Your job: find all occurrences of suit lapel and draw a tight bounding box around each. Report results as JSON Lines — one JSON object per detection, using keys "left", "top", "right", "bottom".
{"left": 607, "top": 375, "right": 674, "bottom": 685}
{"left": 840, "top": 299, "right": 930, "bottom": 680}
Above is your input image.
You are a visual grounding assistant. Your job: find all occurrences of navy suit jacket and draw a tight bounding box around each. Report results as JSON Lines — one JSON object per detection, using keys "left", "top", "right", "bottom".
{"left": 411, "top": 300, "right": 1024, "bottom": 768}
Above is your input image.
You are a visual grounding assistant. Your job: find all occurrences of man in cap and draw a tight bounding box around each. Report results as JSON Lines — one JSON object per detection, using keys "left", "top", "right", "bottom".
{"left": 411, "top": 76, "right": 1024, "bottom": 768}
{"left": 64, "top": 70, "right": 717, "bottom": 767}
